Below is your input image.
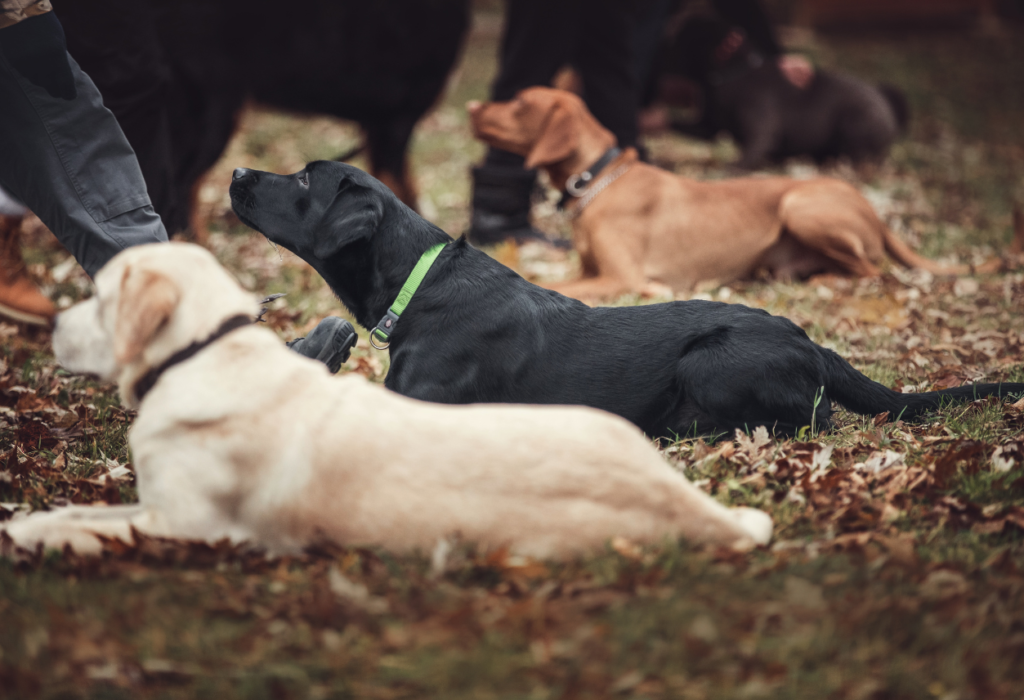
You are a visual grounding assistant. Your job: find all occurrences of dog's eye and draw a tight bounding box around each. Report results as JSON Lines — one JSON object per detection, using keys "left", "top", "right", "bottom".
{"left": 298, "top": 173, "right": 309, "bottom": 187}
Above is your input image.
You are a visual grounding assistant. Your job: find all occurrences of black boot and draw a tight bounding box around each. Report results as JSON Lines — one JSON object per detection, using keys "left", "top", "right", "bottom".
{"left": 467, "top": 164, "right": 568, "bottom": 248}
{"left": 287, "top": 317, "right": 358, "bottom": 374}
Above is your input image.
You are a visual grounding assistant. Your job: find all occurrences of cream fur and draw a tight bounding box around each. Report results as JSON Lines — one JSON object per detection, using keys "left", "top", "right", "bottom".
{"left": 3, "top": 243, "right": 772, "bottom": 559}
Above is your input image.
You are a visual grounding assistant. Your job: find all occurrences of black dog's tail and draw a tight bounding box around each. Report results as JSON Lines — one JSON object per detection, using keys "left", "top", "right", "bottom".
{"left": 878, "top": 84, "right": 910, "bottom": 133}
{"left": 821, "top": 348, "right": 1024, "bottom": 420}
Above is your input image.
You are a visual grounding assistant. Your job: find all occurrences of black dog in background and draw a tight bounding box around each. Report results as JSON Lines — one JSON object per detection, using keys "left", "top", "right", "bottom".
{"left": 59, "top": 0, "right": 470, "bottom": 235}
{"left": 230, "top": 162, "right": 1023, "bottom": 439}
{"left": 657, "top": 14, "right": 908, "bottom": 168}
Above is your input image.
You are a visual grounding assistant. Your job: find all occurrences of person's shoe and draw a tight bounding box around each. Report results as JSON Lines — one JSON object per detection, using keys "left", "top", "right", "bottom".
{"left": 0, "top": 214, "right": 55, "bottom": 326}
{"left": 467, "top": 164, "right": 570, "bottom": 249}
{"left": 286, "top": 317, "right": 358, "bottom": 374}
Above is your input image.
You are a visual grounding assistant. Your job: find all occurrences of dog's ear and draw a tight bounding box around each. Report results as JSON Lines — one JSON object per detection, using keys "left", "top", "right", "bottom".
{"left": 314, "top": 179, "right": 384, "bottom": 259}
{"left": 524, "top": 101, "right": 580, "bottom": 170}
{"left": 113, "top": 266, "right": 181, "bottom": 364}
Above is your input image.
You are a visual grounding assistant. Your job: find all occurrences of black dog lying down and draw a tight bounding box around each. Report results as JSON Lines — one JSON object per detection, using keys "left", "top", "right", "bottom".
{"left": 230, "top": 162, "right": 1023, "bottom": 438}
{"left": 658, "top": 15, "right": 907, "bottom": 169}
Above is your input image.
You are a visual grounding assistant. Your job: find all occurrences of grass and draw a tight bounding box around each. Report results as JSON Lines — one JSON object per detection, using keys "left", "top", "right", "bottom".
{"left": 3, "top": 9, "right": 1024, "bottom": 700}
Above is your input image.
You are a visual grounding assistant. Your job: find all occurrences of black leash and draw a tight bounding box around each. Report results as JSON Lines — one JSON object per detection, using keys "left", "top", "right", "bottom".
{"left": 133, "top": 314, "right": 253, "bottom": 403}
{"left": 558, "top": 146, "right": 622, "bottom": 209}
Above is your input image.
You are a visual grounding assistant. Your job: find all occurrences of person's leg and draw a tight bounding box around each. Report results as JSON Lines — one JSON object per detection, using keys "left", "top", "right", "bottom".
{"left": 0, "top": 185, "right": 54, "bottom": 325}
{"left": 468, "top": 0, "right": 578, "bottom": 246}
{"left": 59, "top": 0, "right": 186, "bottom": 235}
{"left": 489, "top": 0, "right": 577, "bottom": 103}
{"left": 576, "top": 0, "right": 644, "bottom": 151}
{"left": 0, "top": 49, "right": 167, "bottom": 278}
{"left": 635, "top": 0, "right": 676, "bottom": 109}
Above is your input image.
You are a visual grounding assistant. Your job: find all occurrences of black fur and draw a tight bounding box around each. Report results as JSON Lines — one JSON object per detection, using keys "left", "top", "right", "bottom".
{"left": 230, "top": 162, "right": 1024, "bottom": 439}
{"left": 60, "top": 0, "right": 469, "bottom": 234}
{"left": 660, "top": 15, "right": 906, "bottom": 168}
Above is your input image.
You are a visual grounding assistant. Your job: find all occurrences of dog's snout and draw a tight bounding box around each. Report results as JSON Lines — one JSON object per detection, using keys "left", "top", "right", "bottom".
{"left": 232, "top": 168, "right": 251, "bottom": 182}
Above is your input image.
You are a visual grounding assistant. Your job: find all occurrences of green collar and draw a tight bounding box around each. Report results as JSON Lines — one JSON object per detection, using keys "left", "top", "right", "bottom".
{"left": 369, "top": 242, "right": 447, "bottom": 349}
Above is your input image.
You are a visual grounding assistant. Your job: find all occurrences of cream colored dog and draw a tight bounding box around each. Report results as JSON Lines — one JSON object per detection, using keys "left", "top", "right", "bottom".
{"left": 1, "top": 243, "right": 771, "bottom": 558}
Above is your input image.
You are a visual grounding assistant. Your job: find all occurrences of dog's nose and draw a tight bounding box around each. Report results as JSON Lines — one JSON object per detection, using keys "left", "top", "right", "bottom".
{"left": 232, "top": 168, "right": 250, "bottom": 181}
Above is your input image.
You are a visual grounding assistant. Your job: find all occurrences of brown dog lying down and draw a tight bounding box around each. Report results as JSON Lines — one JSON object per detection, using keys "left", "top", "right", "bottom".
{"left": 0, "top": 243, "right": 771, "bottom": 559}
{"left": 468, "top": 88, "right": 1007, "bottom": 302}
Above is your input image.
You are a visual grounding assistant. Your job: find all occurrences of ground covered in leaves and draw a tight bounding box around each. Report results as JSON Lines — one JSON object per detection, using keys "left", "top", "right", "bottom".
{"left": 3, "top": 8, "right": 1024, "bottom": 700}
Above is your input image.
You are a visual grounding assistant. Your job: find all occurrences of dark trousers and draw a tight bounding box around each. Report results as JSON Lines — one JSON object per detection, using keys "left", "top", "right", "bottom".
{"left": 0, "top": 48, "right": 166, "bottom": 278}
{"left": 485, "top": 0, "right": 645, "bottom": 169}
{"left": 59, "top": 0, "right": 187, "bottom": 235}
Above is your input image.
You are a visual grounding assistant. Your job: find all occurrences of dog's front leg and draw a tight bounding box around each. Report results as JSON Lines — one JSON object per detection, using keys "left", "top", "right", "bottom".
{"left": 1, "top": 504, "right": 166, "bottom": 555}
{"left": 543, "top": 223, "right": 648, "bottom": 302}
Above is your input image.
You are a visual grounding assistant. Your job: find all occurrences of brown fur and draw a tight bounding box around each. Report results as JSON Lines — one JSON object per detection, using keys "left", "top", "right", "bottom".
{"left": 114, "top": 268, "right": 180, "bottom": 365}
{"left": 468, "top": 88, "right": 1010, "bottom": 302}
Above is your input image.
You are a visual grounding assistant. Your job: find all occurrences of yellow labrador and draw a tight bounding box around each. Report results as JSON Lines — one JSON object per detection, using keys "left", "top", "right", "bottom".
{"left": 2, "top": 243, "right": 771, "bottom": 559}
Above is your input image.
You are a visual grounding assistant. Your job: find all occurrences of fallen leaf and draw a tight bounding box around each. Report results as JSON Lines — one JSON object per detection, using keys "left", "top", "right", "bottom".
{"left": 328, "top": 566, "right": 389, "bottom": 614}
{"left": 859, "top": 450, "right": 905, "bottom": 474}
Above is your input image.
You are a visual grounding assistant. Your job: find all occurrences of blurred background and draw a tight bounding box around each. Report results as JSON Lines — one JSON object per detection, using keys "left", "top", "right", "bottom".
{"left": 11, "top": 0, "right": 1024, "bottom": 372}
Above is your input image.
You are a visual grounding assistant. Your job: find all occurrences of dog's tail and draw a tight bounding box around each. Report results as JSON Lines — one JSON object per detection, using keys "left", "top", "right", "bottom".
{"left": 880, "top": 223, "right": 1011, "bottom": 276}
{"left": 821, "top": 347, "right": 1024, "bottom": 421}
{"left": 878, "top": 84, "right": 910, "bottom": 133}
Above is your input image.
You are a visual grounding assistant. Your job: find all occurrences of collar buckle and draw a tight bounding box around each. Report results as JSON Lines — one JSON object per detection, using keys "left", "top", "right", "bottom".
{"left": 370, "top": 309, "right": 400, "bottom": 349}
{"left": 565, "top": 171, "right": 593, "bottom": 197}
{"left": 560, "top": 147, "right": 622, "bottom": 208}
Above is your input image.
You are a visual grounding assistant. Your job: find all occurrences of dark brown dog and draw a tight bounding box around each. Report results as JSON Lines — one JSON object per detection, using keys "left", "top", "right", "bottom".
{"left": 659, "top": 14, "right": 907, "bottom": 169}
{"left": 468, "top": 88, "right": 1008, "bottom": 302}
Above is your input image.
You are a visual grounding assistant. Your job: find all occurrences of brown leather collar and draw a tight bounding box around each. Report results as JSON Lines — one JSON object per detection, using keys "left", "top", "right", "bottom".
{"left": 133, "top": 314, "right": 252, "bottom": 403}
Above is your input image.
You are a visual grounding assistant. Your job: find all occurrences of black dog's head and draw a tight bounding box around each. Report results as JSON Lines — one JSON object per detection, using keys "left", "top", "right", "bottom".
{"left": 229, "top": 160, "right": 451, "bottom": 327}
{"left": 229, "top": 160, "right": 392, "bottom": 269}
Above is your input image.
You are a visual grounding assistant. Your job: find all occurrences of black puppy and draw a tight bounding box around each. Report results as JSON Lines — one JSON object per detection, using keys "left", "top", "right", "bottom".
{"left": 660, "top": 15, "right": 907, "bottom": 169}
{"left": 230, "top": 162, "right": 1022, "bottom": 439}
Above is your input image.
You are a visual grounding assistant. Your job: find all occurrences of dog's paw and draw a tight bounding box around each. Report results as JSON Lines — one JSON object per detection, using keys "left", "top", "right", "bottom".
{"left": 733, "top": 507, "right": 773, "bottom": 545}
{"left": 1, "top": 519, "right": 106, "bottom": 556}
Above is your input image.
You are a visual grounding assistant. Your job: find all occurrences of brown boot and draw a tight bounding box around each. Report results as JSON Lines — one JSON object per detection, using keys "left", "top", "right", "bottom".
{"left": 0, "top": 215, "right": 55, "bottom": 326}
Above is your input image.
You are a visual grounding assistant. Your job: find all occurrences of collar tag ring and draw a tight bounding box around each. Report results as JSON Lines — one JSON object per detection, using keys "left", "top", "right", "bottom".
{"left": 565, "top": 171, "right": 592, "bottom": 197}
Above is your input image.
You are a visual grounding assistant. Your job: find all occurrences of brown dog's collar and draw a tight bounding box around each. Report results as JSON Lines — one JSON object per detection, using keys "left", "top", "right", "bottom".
{"left": 565, "top": 162, "right": 632, "bottom": 219}
{"left": 558, "top": 147, "right": 622, "bottom": 209}
{"left": 132, "top": 314, "right": 253, "bottom": 403}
